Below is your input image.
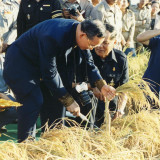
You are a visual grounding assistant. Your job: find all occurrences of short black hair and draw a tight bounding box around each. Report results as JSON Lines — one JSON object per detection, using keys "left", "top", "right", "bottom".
{"left": 152, "top": 0, "right": 159, "bottom": 5}
{"left": 81, "top": 20, "right": 106, "bottom": 40}
{"left": 105, "top": 23, "right": 117, "bottom": 40}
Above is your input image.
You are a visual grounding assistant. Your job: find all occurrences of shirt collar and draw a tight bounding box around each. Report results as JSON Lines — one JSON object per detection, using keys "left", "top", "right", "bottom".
{"left": 71, "top": 22, "right": 79, "bottom": 48}
{"left": 103, "top": 0, "right": 115, "bottom": 12}
{"left": 105, "top": 49, "right": 118, "bottom": 63}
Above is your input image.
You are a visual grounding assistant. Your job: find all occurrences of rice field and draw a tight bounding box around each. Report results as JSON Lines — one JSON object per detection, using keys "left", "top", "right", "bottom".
{"left": 1, "top": 51, "right": 160, "bottom": 160}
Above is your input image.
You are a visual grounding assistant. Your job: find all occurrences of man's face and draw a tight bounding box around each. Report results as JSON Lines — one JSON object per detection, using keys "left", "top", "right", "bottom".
{"left": 117, "top": 0, "right": 123, "bottom": 7}
{"left": 95, "top": 31, "right": 116, "bottom": 59}
{"left": 121, "top": 0, "right": 129, "bottom": 9}
{"left": 77, "top": 34, "right": 105, "bottom": 50}
{"left": 152, "top": 3, "right": 159, "bottom": 14}
{"left": 139, "top": 0, "right": 148, "bottom": 6}
{"left": 106, "top": 0, "right": 118, "bottom": 5}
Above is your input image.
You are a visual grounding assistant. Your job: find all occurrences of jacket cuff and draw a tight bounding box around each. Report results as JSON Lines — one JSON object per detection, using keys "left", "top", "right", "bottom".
{"left": 59, "top": 93, "right": 74, "bottom": 107}
{"left": 95, "top": 79, "right": 107, "bottom": 91}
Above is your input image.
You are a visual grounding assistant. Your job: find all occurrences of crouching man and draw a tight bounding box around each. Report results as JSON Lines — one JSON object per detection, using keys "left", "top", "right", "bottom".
{"left": 92, "top": 24, "right": 129, "bottom": 127}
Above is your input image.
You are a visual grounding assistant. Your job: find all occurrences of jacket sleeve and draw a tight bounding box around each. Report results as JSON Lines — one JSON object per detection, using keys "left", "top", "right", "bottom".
{"left": 51, "top": 0, "right": 63, "bottom": 19}
{"left": 84, "top": 50, "right": 102, "bottom": 87}
{"left": 4, "top": 4, "right": 18, "bottom": 44}
{"left": 116, "top": 58, "right": 129, "bottom": 88}
{"left": 38, "top": 36, "right": 68, "bottom": 99}
{"left": 128, "top": 12, "right": 135, "bottom": 42}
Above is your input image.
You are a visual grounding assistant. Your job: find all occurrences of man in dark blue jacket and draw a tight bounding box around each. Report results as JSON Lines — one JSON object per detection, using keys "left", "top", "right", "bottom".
{"left": 3, "top": 18, "right": 116, "bottom": 142}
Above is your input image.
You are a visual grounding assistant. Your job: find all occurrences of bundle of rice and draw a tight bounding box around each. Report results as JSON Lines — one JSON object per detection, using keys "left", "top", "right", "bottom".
{"left": 0, "top": 99, "right": 22, "bottom": 109}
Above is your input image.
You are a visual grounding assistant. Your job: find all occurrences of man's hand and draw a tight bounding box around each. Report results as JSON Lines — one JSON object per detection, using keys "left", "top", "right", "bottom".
{"left": 112, "top": 93, "right": 127, "bottom": 121}
{"left": 101, "top": 85, "right": 116, "bottom": 101}
{"left": 142, "top": 19, "right": 146, "bottom": 25}
{"left": 2, "top": 43, "right": 8, "bottom": 52}
{"left": 63, "top": 8, "right": 70, "bottom": 18}
{"left": 92, "top": 87, "right": 104, "bottom": 101}
{"left": 70, "top": 10, "right": 85, "bottom": 22}
{"left": 126, "top": 40, "right": 131, "bottom": 47}
{"left": 112, "top": 111, "right": 123, "bottom": 121}
{"left": 66, "top": 101, "right": 80, "bottom": 116}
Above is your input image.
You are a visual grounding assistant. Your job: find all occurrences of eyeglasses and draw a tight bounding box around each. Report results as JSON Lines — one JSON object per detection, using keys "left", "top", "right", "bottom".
{"left": 87, "top": 38, "right": 95, "bottom": 50}
{"left": 87, "top": 38, "right": 101, "bottom": 50}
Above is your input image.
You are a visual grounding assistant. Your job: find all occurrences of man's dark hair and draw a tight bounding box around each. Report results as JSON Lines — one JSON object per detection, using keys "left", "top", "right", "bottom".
{"left": 105, "top": 23, "right": 117, "bottom": 40}
{"left": 151, "top": 0, "right": 159, "bottom": 6}
{"left": 81, "top": 20, "right": 106, "bottom": 40}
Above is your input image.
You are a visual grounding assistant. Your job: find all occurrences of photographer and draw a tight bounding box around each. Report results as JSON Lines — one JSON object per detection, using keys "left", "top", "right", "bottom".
{"left": 59, "top": 0, "right": 93, "bottom": 21}
{"left": 56, "top": 47, "right": 99, "bottom": 127}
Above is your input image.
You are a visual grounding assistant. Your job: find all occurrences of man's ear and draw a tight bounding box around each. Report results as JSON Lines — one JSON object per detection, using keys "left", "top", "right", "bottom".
{"left": 79, "top": 32, "right": 87, "bottom": 38}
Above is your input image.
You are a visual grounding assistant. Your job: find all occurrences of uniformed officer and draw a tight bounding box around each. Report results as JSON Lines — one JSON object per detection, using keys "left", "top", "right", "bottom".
{"left": 130, "top": 0, "right": 151, "bottom": 51}
{"left": 92, "top": 24, "right": 129, "bottom": 127}
{"left": 150, "top": 1, "right": 160, "bottom": 30}
{"left": 137, "top": 29, "right": 160, "bottom": 99}
{"left": 3, "top": 18, "right": 116, "bottom": 142}
{"left": 121, "top": 0, "right": 136, "bottom": 56}
{"left": 0, "top": 0, "right": 19, "bottom": 51}
{"left": 90, "top": 0, "right": 124, "bottom": 51}
{"left": 17, "top": 0, "right": 62, "bottom": 38}
{"left": 59, "top": 0, "right": 93, "bottom": 22}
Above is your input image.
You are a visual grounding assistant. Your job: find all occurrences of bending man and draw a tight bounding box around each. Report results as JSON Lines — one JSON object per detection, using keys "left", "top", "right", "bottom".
{"left": 3, "top": 18, "right": 116, "bottom": 142}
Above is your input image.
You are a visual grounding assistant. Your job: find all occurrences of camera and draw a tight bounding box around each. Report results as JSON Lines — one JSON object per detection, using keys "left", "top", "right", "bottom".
{"left": 72, "top": 82, "right": 91, "bottom": 106}
{"left": 67, "top": 4, "right": 81, "bottom": 16}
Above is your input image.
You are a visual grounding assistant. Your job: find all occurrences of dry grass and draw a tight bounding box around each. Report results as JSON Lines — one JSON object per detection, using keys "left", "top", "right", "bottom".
{"left": 0, "top": 110, "right": 160, "bottom": 160}
{"left": 1, "top": 51, "right": 160, "bottom": 160}
{"left": 128, "top": 50, "right": 150, "bottom": 79}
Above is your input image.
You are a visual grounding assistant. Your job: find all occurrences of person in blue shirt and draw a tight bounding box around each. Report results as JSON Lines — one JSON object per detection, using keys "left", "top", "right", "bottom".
{"left": 137, "top": 29, "right": 160, "bottom": 99}
{"left": 92, "top": 24, "right": 129, "bottom": 127}
{"left": 3, "top": 18, "right": 116, "bottom": 142}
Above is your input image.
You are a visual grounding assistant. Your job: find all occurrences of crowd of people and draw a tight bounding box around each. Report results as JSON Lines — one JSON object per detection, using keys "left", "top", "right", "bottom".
{"left": 0, "top": 0, "right": 160, "bottom": 142}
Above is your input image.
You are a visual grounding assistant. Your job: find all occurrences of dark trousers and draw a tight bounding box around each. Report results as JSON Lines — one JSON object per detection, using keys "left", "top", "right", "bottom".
{"left": 40, "top": 82, "right": 63, "bottom": 132}
{"left": 16, "top": 83, "right": 63, "bottom": 142}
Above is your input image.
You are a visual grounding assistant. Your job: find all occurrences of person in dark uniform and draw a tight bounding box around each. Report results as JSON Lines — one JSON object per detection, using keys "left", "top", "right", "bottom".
{"left": 56, "top": 46, "right": 98, "bottom": 128}
{"left": 17, "top": 0, "right": 62, "bottom": 38}
{"left": 3, "top": 18, "right": 116, "bottom": 142}
{"left": 92, "top": 24, "right": 129, "bottom": 127}
{"left": 137, "top": 28, "right": 160, "bottom": 99}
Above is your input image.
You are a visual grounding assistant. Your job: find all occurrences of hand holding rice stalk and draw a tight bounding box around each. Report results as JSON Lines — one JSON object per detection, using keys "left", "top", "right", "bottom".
{"left": 104, "top": 79, "right": 160, "bottom": 135}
